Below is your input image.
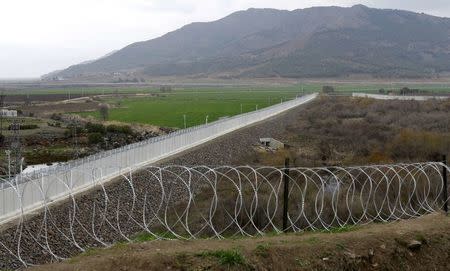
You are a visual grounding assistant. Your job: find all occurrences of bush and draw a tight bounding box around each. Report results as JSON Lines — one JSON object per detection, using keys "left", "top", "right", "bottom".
{"left": 50, "top": 113, "right": 63, "bottom": 121}
{"left": 107, "top": 125, "right": 133, "bottom": 135}
{"left": 98, "top": 104, "right": 109, "bottom": 121}
{"left": 86, "top": 122, "right": 106, "bottom": 134}
{"left": 88, "top": 133, "right": 104, "bottom": 144}
{"left": 8, "top": 124, "right": 38, "bottom": 130}
{"left": 322, "top": 86, "right": 335, "bottom": 93}
{"left": 64, "top": 126, "right": 85, "bottom": 138}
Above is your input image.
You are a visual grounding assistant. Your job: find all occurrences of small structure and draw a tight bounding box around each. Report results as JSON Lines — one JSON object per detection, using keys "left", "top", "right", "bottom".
{"left": 0, "top": 109, "right": 17, "bottom": 118}
{"left": 259, "top": 138, "right": 287, "bottom": 149}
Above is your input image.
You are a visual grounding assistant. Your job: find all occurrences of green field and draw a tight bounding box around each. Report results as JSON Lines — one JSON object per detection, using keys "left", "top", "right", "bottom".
{"left": 78, "top": 89, "right": 305, "bottom": 128}
{"left": 72, "top": 84, "right": 450, "bottom": 128}
{"left": 5, "top": 82, "right": 450, "bottom": 96}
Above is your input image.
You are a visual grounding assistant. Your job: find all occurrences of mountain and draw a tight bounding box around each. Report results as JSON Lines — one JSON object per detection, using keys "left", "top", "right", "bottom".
{"left": 54, "top": 5, "right": 450, "bottom": 79}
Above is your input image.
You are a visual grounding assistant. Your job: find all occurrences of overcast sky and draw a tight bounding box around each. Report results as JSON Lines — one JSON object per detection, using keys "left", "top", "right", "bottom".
{"left": 1, "top": 0, "right": 449, "bottom": 78}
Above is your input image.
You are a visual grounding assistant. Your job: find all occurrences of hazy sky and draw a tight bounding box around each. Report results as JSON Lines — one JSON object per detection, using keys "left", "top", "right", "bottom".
{"left": 1, "top": 0, "right": 449, "bottom": 78}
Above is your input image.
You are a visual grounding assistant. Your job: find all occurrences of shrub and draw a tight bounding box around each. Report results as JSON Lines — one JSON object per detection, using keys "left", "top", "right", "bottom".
{"left": 107, "top": 125, "right": 133, "bottom": 135}
{"left": 199, "top": 249, "right": 245, "bottom": 266}
{"left": 98, "top": 104, "right": 109, "bottom": 121}
{"left": 9, "top": 124, "right": 38, "bottom": 130}
{"left": 50, "top": 113, "right": 63, "bottom": 121}
{"left": 88, "top": 133, "right": 104, "bottom": 144}
{"left": 85, "top": 122, "right": 106, "bottom": 134}
{"left": 64, "top": 126, "right": 85, "bottom": 138}
{"left": 322, "top": 85, "right": 335, "bottom": 93}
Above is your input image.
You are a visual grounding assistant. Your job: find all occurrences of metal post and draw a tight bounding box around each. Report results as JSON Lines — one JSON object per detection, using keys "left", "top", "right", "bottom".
{"left": 282, "top": 158, "right": 290, "bottom": 232}
{"left": 205, "top": 115, "right": 209, "bottom": 125}
{"left": 443, "top": 155, "right": 448, "bottom": 214}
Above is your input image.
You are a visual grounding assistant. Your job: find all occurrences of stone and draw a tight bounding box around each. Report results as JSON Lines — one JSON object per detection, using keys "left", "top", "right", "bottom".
{"left": 407, "top": 240, "right": 422, "bottom": 250}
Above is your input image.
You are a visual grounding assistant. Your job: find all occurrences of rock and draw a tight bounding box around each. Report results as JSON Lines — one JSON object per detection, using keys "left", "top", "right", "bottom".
{"left": 407, "top": 240, "right": 422, "bottom": 250}
{"left": 344, "top": 251, "right": 358, "bottom": 259}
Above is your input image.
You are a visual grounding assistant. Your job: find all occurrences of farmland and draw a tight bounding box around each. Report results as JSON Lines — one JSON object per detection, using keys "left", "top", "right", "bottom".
{"left": 72, "top": 84, "right": 450, "bottom": 128}
{"left": 77, "top": 89, "right": 304, "bottom": 128}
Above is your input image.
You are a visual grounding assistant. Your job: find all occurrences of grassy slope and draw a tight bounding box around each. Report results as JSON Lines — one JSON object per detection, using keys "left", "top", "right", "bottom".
{"left": 30, "top": 213, "right": 450, "bottom": 271}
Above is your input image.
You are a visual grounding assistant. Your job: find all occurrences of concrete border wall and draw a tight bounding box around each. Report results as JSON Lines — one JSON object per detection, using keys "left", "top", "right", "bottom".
{"left": 352, "top": 93, "right": 449, "bottom": 101}
{"left": 0, "top": 93, "right": 318, "bottom": 224}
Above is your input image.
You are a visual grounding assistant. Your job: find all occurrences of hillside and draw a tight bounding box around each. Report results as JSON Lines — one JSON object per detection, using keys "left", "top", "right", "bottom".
{"left": 53, "top": 5, "right": 450, "bottom": 79}
{"left": 30, "top": 214, "right": 450, "bottom": 271}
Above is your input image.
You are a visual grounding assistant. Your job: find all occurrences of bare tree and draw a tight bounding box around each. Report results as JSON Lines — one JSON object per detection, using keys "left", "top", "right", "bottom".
{"left": 99, "top": 104, "right": 109, "bottom": 121}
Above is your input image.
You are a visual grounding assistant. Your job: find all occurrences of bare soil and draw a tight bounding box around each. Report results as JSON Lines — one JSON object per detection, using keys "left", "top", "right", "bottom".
{"left": 30, "top": 213, "right": 450, "bottom": 271}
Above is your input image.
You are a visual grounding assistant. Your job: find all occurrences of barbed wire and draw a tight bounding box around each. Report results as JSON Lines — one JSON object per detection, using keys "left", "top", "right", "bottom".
{"left": 0, "top": 162, "right": 448, "bottom": 268}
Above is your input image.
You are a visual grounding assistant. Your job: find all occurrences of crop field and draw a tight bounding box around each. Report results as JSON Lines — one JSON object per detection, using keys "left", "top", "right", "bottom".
{"left": 69, "top": 83, "right": 450, "bottom": 128}
{"left": 4, "top": 82, "right": 450, "bottom": 96}
{"left": 78, "top": 89, "right": 303, "bottom": 128}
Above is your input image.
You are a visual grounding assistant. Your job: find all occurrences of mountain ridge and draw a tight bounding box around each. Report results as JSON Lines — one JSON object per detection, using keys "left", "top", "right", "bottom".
{"left": 51, "top": 5, "right": 450, "bottom": 80}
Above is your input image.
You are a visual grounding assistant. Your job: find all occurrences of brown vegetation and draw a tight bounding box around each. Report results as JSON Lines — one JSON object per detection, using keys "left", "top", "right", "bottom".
{"left": 256, "top": 96, "right": 450, "bottom": 166}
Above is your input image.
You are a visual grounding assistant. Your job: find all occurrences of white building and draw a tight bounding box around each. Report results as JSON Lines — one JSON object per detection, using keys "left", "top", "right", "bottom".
{"left": 0, "top": 109, "right": 18, "bottom": 117}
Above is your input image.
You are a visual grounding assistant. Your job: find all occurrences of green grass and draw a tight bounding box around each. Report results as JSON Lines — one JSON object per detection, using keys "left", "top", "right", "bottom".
{"left": 321, "top": 225, "right": 358, "bottom": 234}
{"left": 131, "top": 231, "right": 180, "bottom": 242}
{"left": 78, "top": 89, "right": 304, "bottom": 128}
{"left": 198, "top": 249, "right": 246, "bottom": 266}
{"left": 69, "top": 84, "right": 450, "bottom": 129}
{"left": 255, "top": 243, "right": 270, "bottom": 257}
{"left": 4, "top": 82, "right": 450, "bottom": 96}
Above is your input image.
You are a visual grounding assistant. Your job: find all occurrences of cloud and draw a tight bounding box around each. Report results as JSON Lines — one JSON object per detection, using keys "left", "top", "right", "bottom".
{"left": 0, "top": 0, "right": 449, "bottom": 78}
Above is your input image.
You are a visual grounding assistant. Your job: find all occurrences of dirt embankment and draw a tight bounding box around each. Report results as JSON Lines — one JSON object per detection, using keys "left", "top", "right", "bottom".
{"left": 30, "top": 213, "right": 450, "bottom": 271}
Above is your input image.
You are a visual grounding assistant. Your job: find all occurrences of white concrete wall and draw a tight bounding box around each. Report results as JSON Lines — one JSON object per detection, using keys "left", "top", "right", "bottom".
{"left": 0, "top": 93, "right": 318, "bottom": 224}
{"left": 352, "top": 93, "right": 449, "bottom": 101}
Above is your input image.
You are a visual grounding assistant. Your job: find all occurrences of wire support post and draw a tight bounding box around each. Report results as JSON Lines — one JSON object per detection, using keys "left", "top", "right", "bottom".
{"left": 282, "top": 158, "right": 290, "bottom": 232}
{"left": 442, "top": 155, "right": 448, "bottom": 214}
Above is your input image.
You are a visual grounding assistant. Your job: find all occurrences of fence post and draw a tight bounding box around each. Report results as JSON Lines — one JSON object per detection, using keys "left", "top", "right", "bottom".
{"left": 282, "top": 158, "right": 290, "bottom": 232}
{"left": 442, "top": 155, "right": 448, "bottom": 214}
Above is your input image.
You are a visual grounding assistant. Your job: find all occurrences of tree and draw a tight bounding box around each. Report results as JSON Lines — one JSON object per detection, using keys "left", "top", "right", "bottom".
{"left": 160, "top": 86, "right": 173, "bottom": 93}
{"left": 322, "top": 86, "right": 335, "bottom": 93}
{"left": 99, "top": 104, "right": 109, "bottom": 121}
